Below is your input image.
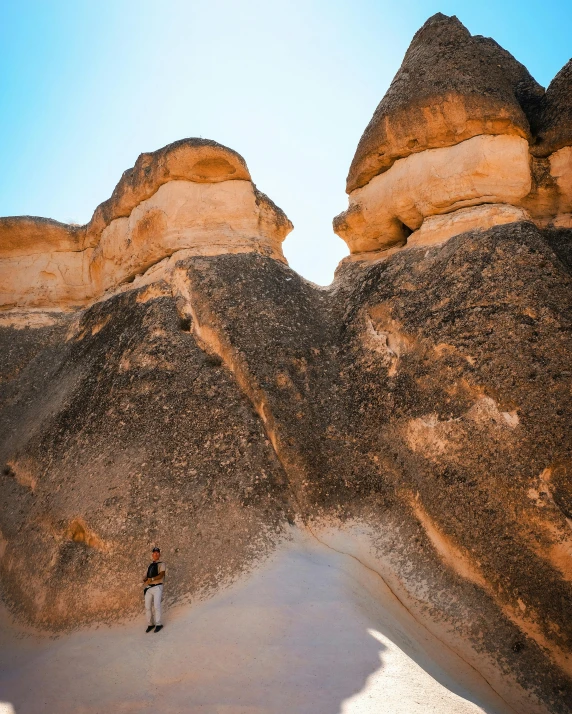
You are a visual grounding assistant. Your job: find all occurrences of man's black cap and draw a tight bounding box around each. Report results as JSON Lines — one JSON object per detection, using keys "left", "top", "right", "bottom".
{"left": 152, "top": 547, "right": 160, "bottom": 552}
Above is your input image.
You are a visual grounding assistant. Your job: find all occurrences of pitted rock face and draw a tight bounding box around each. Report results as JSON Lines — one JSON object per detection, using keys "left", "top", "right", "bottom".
{"left": 1, "top": 222, "right": 572, "bottom": 714}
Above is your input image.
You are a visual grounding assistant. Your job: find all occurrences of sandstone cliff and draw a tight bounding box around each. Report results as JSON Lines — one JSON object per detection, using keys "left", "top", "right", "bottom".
{"left": 1, "top": 13, "right": 571, "bottom": 714}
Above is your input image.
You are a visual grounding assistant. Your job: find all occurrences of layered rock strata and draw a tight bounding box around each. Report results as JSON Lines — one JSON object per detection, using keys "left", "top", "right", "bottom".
{"left": 335, "top": 134, "right": 532, "bottom": 252}
{"left": 346, "top": 13, "right": 544, "bottom": 193}
{"left": 0, "top": 139, "right": 292, "bottom": 309}
{"left": 335, "top": 14, "right": 572, "bottom": 258}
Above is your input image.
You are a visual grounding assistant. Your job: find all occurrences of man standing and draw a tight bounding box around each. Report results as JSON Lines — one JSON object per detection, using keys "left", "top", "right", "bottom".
{"left": 143, "top": 546, "right": 165, "bottom": 633}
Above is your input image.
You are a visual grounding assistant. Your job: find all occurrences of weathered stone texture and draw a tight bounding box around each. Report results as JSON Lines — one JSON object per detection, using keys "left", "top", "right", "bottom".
{"left": 0, "top": 139, "right": 292, "bottom": 309}
{"left": 335, "top": 134, "right": 532, "bottom": 253}
{"left": 3, "top": 221, "right": 571, "bottom": 711}
{"left": 0, "top": 286, "right": 291, "bottom": 628}
{"left": 337, "top": 16, "right": 571, "bottom": 259}
{"left": 1, "top": 13, "right": 572, "bottom": 714}
{"left": 532, "top": 59, "right": 572, "bottom": 157}
{"left": 346, "top": 13, "right": 544, "bottom": 192}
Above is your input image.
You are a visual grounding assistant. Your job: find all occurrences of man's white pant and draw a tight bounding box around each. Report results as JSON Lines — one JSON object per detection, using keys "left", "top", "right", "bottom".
{"left": 145, "top": 584, "right": 163, "bottom": 626}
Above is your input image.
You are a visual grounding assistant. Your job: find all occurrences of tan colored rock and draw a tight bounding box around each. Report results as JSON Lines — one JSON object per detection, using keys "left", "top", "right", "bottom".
{"left": 551, "top": 213, "right": 572, "bottom": 229}
{"left": 334, "top": 135, "right": 532, "bottom": 254}
{"left": 406, "top": 204, "right": 532, "bottom": 248}
{"left": 0, "top": 249, "right": 95, "bottom": 309}
{"left": 346, "top": 14, "right": 544, "bottom": 192}
{"left": 520, "top": 157, "right": 561, "bottom": 225}
{"left": 0, "top": 140, "right": 292, "bottom": 309}
{"left": 338, "top": 17, "right": 570, "bottom": 256}
{"left": 522, "top": 147, "right": 572, "bottom": 227}
{"left": 550, "top": 146, "right": 572, "bottom": 216}
{"left": 0, "top": 310, "right": 62, "bottom": 329}
{"left": 86, "top": 138, "right": 252, "bottom": 242}
{"left": 91, "top": 180, "right": 289, "bottom": 294}
{"left": 0, "top": 217, "right": 87, "bottom": 257}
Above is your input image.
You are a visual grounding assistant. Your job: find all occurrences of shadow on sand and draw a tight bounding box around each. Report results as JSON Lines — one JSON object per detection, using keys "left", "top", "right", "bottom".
{"left": 0, "top": 537, "right": 503, "bottom": 713}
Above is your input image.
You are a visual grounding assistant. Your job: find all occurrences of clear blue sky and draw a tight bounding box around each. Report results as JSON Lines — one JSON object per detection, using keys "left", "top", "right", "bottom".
{"left": 0, "top": 1, "right": 570, "bottom": 284}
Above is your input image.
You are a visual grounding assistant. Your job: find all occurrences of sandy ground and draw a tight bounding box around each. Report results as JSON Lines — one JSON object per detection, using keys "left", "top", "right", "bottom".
{"left": 0, "top": 529, "right": 509, "bottom": 714}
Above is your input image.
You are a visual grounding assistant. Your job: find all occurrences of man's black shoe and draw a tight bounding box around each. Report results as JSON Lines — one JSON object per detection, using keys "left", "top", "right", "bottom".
{"left": 154, "top": 625, "right": 163, "bottom": 633}
{"left": 146, "top": 625, "right": 154, "bottom": 633}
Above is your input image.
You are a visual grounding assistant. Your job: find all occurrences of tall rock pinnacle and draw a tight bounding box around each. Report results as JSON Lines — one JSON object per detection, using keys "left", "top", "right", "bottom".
{"left": 346, "top": 13, "right": 545, "bottom": 193}
{"left": 335, "top": 15, "right": 571, "bottom": 259}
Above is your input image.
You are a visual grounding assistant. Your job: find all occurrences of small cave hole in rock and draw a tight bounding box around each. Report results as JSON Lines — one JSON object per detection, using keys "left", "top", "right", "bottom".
{"left": 179, "top": 316, "right": 192, "bottom": 332}
{"left": 400, "top": 221, "right": 413, "bottom": 239}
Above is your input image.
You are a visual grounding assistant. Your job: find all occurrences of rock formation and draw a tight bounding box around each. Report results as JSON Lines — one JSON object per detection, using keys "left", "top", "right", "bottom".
{"left": 1, "top": 13, "right": 571, "bottom": 714}
{"left": 532, "top": 59, "right": 572, "bottom": 156}
{"left": 0, "top": 138, "right": 291, "bottom": 309}
{"left": 335, "top": 13, "right": 572, "bottom": 259}
{"left": 345, "top": 13, "right": 544, "bottom": 191}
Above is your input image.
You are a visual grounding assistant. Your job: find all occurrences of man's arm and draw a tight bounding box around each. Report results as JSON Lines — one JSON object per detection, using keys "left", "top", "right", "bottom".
{"left": 146, "top": 566, "right": 165, "bottom": 585}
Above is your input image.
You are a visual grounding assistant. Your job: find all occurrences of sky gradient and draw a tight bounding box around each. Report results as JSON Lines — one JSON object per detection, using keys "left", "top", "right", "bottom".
{"left": 1, "top": 0, "right": 570, "bottom": 284}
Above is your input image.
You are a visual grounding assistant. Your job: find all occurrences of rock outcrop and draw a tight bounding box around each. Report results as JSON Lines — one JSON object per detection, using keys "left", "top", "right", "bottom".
{"left": 336, "top": 14, "right": 572, "bottom": 258}
{"left": 0, "top": 138, "right": 292, "bottom": 310}
{"left": 345, "top": 13, "right": 544, "bottom": 193}
{"left": 1, "top": 14, "right": 572, "bottom": 714}
{"left": 335, "top": 134, "right": 532, "bottom": 252}
{"left": 3, "top": 220, "right": 572, "bottom": 713}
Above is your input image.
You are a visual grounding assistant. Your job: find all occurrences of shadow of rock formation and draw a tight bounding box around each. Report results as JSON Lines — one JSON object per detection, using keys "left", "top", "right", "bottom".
{"left": 0, "top": 533, "right": 503, "bottom": 714}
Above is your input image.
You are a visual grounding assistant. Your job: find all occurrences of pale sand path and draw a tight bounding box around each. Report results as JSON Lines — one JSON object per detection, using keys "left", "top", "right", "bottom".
{"left": 0, "top": 530, "right": 508, "bottom": 714}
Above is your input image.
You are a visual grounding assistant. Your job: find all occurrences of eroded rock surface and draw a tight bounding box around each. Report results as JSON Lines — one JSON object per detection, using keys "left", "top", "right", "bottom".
{"left": 346, "top": 13, "right": 544, "bottom": 192}
{"left": 336, "top": 13, "right": 572, "bottom": 258}
{"left": 2, "top": 219, "right": 572, "bottom": 712}
{"left": 532, "top": 60, "right": 572, "bottom": 157}
{"left": 1, "top": 14, "right": 572, "bottom": 714}
{"left": 335, "top": 134, "right": 532, "bottom": 252}
{"left": 0, "top": 139, "right": 292, "bottom": 309}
